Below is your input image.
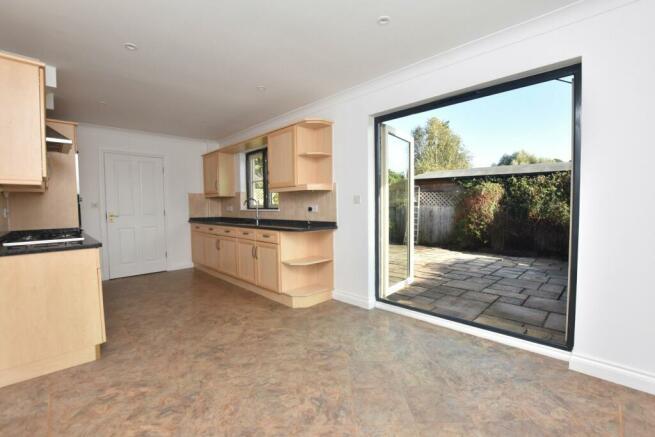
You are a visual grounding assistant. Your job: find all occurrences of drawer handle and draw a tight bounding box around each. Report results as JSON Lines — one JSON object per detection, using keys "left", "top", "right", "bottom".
{"left": 225, "top": 230, "right": 231, "bottom": 233}
{"left": 209, "top": 227, "right": 214, "bottom": 231}
{"left": 195, "top": 226, "right": 200, "bottom": 229}
{"left": 243, "top": 232, "right": 250, "bottom": 235}
{"left": 262, "top": 234, "right": 271, "bottom": 238}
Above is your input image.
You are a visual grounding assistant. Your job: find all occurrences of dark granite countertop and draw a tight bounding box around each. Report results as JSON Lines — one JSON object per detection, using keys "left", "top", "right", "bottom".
{"left": 0, "top": 229, "right": 102, "bottom": 257}
{"left": 189, "top": 217, "right": 337, "bottom": 232}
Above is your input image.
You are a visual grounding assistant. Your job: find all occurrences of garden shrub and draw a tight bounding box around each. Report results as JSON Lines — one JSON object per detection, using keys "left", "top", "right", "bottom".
{"left": 453, "top": 181, "right": 505, "bottom": 249}
{"left": 452, "top": 172, "right": 570, "bottom": 258}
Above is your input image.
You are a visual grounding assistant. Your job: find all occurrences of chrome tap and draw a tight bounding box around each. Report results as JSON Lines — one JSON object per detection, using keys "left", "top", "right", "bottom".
{"left": 244, "top": 197, "right": 260, "bottom": 226}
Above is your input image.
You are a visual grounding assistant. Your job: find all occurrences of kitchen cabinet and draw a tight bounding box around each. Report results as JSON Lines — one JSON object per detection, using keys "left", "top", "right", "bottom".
{"left": 237, "top": 239, "right": 257, "bottom": 284}
{"left": 190, "top": 224, "right": 333, "bottom": 308}
{"left": 0, "top": 247, "right": 106, "bottom": 388}
{"left": 191, "top": 231, "right": 205, "bottom": 265}
{"left": 217, "top": 236, "right": 237, "bottom": 276}
{"left": 203, "top": 234, "right": 220, "bottom": 271}
{"left": 256, "top": 242, "right": 279, "bottom": 292}
{"left": 0, "top": 52, "right": 47, "bottom": 188}
{"left": 202, "top": 150, "right": 235, "bottom": 198}
{"left": 267, "top": 120, "right": 333, "bottom": 192}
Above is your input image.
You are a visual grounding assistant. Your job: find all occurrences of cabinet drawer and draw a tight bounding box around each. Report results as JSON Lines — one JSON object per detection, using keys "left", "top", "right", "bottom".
{"left": 217, "top": 226, "right": 236, "bottom": 237}
{"left": 236, "top": 228, "right": 256, "bottom": 240}
{"left": 192, "top": 223, "right": 222, "bottom": 234}
{"left": 256, "top": 230, "right": 279, "bottom": 244}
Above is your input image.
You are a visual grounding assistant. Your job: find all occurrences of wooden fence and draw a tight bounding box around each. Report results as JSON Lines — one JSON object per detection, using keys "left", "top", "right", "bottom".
{"left": 388, "top": 190, "right": 462, "bottom": 246}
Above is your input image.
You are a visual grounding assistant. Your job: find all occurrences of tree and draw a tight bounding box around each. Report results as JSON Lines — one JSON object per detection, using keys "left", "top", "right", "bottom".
{"left": 412, "top": 117, "right": 471, "bottom": 175}
{"left": 496, "top": 150, "right": 562, "bottom": 166}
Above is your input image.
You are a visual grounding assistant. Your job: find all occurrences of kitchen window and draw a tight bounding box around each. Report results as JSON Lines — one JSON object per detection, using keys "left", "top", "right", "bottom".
{"left": 245, "top": 149, "right": 279, "bottom": 209}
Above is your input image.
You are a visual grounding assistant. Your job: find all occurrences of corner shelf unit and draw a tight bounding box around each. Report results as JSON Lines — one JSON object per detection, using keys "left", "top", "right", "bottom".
{"left": 279, "top": 230, "right": 334, "bottom": 300}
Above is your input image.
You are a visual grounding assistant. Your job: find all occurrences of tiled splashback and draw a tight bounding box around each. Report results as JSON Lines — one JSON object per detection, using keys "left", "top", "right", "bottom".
{"left": 188, "top": 185, "right": 337, "bottom": 222}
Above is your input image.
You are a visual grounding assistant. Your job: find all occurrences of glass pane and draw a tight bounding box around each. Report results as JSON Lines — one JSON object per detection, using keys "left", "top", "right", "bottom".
{"left": 269, "top": 191, "right": 279, "bottom": 208}
{"left": 387, "top": 132, "right": 411, "bottom": 289}
{"left": 380, "top": 72, "right": 576, "bottom": 348}
{"left": 252, "top": 180, "right": 264, "bottom": 207}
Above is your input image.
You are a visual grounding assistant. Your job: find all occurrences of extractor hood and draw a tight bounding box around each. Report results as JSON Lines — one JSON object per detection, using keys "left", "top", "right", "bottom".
{"left": 46, "top": 125, "right": 73, "bottom": 153}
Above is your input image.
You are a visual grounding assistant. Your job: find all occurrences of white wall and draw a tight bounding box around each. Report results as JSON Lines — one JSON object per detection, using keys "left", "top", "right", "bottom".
{"left": 216, "top": 0, "right": 655, "bottom": 393}
{"left": 77, "top": 124, "right": 211, "bottom": 278}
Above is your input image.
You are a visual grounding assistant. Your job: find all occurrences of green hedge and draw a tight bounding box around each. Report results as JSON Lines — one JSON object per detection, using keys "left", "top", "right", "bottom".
{"left": 452, "top": 172, "right": 570, "bottom": 258}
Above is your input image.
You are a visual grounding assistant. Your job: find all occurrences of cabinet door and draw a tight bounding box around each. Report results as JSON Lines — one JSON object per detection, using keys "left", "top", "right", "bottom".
{"left": 191, "top": 231, "right": 205, "bottom": 265}
{"left": 217, "top": 152, "right": 235, "bottom": 197}
{"left": 218, "top": 237, "right": 238, "bottom": 277}
{"left": 204, "top": 234, "right": 220, "bottom": 271}
{"left": 203, "top": 152, "right": 219, "bottom": 196}
{"left": 256, "top": 242, "right": 279, "bottom": 292}
{"left": 267, "top": 126, "right": 296, "bottom": 188}
{"left": 237, "top": 240, "right": 257, "bottom": 284}
{"left": 0, "top": 56, "right": 45, "bottom": 186}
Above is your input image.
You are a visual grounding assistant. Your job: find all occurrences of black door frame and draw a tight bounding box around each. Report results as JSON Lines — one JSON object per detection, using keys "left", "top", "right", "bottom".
{"left": 374, "top": 63, "right": 582, "bottom": 351}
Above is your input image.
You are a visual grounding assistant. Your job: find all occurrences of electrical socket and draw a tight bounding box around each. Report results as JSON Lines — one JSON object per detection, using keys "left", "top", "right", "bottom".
{"left": 307, "top": 204, "right": 319, "bottom": 213}
{"left": 226, "top": 205, "right": 234, "bottom": 212}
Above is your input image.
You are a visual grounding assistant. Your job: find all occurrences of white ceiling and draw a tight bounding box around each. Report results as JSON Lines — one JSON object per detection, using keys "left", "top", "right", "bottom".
{"left": 0, "top": 0, "right": 578, "bottom": 140}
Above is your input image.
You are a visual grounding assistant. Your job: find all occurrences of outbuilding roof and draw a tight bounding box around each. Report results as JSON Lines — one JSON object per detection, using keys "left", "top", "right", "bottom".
{"left": 414, "top": 161, "right": 572, "bottom": 180}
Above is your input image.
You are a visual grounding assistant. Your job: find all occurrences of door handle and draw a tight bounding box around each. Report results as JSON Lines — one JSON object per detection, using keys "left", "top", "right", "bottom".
{"left": 107, "top": 212, "right": 119, "bottom": 223}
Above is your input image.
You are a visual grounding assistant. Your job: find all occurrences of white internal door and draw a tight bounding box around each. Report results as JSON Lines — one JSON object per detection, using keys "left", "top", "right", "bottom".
{"left": 104, "top": 152, "right": 167, "bottom": 279}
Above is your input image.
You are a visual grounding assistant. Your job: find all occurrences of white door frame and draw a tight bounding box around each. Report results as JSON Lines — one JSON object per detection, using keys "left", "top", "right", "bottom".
{"left": 99, "top": 149, "right": 169, "bottom": 279}
{"left": 379, "top": 124, "right": 414, "bottom": 298}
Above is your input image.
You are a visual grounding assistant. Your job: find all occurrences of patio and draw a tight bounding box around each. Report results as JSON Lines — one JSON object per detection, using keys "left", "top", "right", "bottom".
{"left": 387, "top": 245, "right": 568, "bottom": 345}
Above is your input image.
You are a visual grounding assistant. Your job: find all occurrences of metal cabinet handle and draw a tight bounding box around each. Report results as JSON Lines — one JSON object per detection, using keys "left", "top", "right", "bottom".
{"left": 209, "top": 227, "right": 214, "bottom": 231}
{"left": 254, "top": 246, "right": 258, "bottom": 259}
{"left": 262, "top": 234, "right": 270, "bottom": 238}
{"left": 215, "top": 239, "right": 220, "bottom": 250}
{"left": 224, "top": 230, "right": 231, "bottom": 233}
{"left": 251, "top": 246, "right": 255, "bottom": 258}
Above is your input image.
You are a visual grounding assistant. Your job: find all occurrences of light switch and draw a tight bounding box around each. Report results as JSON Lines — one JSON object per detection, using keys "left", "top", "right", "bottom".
{"left": 353, "top": 195, "right": 361, "bottom": 205}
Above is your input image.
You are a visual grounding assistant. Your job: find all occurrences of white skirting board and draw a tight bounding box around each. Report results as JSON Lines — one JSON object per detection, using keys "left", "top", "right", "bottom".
{"left": 332, "top": 289, "right": 375, "bottom": 310}
{"left": 569, "top": 354, "right": 655, "bottom": 396}
{"left": 167, "top": 262, "right": 194, "bottom": 271}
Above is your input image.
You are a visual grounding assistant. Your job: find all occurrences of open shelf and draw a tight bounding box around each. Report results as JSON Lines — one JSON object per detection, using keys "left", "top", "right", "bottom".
{"left": 282, "top": 256, "right": 333, "bottom": 267}
{"left": 284, "top": 284, "right": 331, "bottom": 297}
{"left": 299, "top": 152, "right": 331, "bottom": 158}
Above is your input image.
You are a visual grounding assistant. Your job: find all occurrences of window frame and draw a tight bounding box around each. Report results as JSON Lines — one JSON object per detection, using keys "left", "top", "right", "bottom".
{"left": 245, "top": 148, "right": 278, "bottom": 210}
{"left": 374, "top": 63, "right": 581, "bottom": 352}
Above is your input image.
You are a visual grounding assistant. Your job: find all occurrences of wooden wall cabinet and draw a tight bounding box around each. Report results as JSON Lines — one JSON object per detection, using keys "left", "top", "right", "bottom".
{"left": 0, "top": 52, "right": 47, "bottom": 189}
{"left": 267, "top": 120, "right": 333, "bottom": 192}
{"left": 190, "top": 224, "right": 332, "bottom": 308}
{"left": 202, "top": 150, "right": 235, "bottom": 198}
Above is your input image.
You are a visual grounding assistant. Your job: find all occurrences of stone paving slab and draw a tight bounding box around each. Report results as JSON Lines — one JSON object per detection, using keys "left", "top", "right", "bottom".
{"left": 387, "top": 245, "right": 569, "bottom": 346}
{"left": 485, "top": 302, "right": 548, "bottom": 326}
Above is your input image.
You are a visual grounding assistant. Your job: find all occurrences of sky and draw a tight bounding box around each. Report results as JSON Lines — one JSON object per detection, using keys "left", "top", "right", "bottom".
{"left": 385, "top": 76, "right": 573, "bottom": 170}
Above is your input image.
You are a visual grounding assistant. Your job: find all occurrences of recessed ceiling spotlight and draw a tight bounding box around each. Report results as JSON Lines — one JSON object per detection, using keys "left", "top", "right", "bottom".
{"left": 377, "top": 15, "right": 391, "bottom": 25}
{"left": 256, "top": 85, "right": 266, "bottom": 92}
{"left": 98, "top": 100, "right": 107, "bottom": 105}
{"left": 123, "top": 42, "right": 138, "bottom": 51}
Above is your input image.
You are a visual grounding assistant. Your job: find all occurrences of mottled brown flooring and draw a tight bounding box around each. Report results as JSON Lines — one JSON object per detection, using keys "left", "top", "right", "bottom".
{"left": 1, "top": 269, "right": 654, "bottom": 436}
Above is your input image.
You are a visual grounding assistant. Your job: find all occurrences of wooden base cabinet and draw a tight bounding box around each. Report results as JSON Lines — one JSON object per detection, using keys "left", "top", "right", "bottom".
{"left": 256, "top": 242, "right": 280, "bottom": 292}
{"left": 237, "top": 239, "right": 257, "bottom": 284}
{"left": 0, "top": 248, "right": 106, "bottom": 388}
{"left": 190, "top": 224, "right": 332, "bottom": 308}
